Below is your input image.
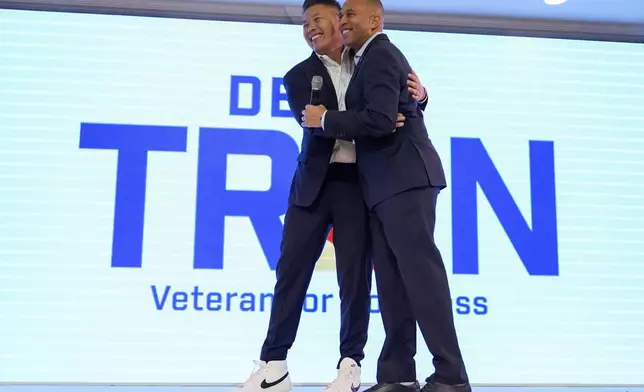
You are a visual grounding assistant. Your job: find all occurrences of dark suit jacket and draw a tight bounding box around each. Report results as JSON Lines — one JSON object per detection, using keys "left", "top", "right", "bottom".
{"left": 283, "top": 50, "right": 429, "bottom": 208}
{"left": 283, "top": 53, "right": 338, "bottom": 207}
{"left": 317, "top": 34, "right": 447, "bottom": 209}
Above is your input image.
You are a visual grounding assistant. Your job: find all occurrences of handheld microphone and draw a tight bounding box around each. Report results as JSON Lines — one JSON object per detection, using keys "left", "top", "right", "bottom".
{"left": 310, "top": 75, "right": 323, "bottom": 105}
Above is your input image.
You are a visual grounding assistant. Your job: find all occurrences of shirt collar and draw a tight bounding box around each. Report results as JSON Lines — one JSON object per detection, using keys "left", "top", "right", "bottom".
{"left": 316, "top": 46, "right": 353, "bottom": 67}
{"left": 353, "top": 31, "right": 383, "bottom": 65}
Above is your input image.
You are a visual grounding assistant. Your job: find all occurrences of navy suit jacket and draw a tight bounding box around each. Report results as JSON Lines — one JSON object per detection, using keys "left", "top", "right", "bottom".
{"left": 317, "top": 34, "right": 447, "bottom": 209}
{"left": 283, "top": 50, "right": 429, "bottom": 208}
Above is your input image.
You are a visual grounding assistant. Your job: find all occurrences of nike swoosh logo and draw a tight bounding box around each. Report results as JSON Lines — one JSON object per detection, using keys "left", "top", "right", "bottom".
{"left": 351, "top": 383, "right": 361, "bottom": 392}
{"left": 260, "top": 372, "right": 289, "bottom": 389}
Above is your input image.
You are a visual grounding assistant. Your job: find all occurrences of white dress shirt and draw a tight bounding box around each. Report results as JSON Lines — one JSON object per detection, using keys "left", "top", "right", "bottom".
{"left": 317, "top": 47, "right": 356, "bottom": 163}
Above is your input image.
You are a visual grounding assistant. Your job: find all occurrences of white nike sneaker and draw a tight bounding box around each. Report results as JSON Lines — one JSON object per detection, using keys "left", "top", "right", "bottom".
{"left": 323, "top": 358, "right": 362, "bottom": 392}
{"left": 235, "top": 360, "right": 293, "bottom": 392}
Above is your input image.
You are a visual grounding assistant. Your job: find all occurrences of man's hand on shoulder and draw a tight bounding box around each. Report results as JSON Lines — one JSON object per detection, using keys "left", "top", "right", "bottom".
{"left": 407, "top": 69, "right": 427, "bottom": 103}
{"left": 302, "top": 104, "right": 327, "bottom": 128}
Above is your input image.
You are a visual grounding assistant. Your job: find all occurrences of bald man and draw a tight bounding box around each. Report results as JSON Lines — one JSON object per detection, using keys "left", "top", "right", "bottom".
{"left": 302, "top": 1, "right": 472, "bottom": 392}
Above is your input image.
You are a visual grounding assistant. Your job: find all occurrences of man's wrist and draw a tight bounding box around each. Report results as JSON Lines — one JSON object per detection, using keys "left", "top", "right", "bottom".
{"left": 418, "top": 89, "right": 429, "bottom": 104}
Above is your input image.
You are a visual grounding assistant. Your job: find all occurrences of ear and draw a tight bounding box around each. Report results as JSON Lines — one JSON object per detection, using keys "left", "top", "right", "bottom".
{"left": 371, "top": 14, "right": 382, "bottom": 29}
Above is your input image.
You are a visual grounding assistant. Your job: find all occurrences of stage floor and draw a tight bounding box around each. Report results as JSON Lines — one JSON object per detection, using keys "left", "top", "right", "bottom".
{"left": 0, "top": 387, "right": 642, "bottom": 392}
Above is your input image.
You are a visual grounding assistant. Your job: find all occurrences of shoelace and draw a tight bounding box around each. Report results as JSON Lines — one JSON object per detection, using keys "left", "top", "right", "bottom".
{"left": 326, "top": 368, "right": 354, "bottom": 391}
{"left": 243, "top": 360, "right": 267, "bottom": 387}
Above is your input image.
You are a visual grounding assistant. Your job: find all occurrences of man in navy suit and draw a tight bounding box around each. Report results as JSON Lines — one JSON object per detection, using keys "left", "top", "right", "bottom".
{"left": 234, "top": 2, "right": 429, "bottom": 392}
{"left": 302, "top": 1, "right": 471, "bottom": 392}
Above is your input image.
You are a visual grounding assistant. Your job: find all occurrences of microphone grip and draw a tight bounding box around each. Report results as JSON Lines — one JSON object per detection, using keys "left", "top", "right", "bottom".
{"left": 310, "top": 90, "right": 320, "bottom": 106}
{"left": 307, "top": 89, "right": 324, "bottom": 132}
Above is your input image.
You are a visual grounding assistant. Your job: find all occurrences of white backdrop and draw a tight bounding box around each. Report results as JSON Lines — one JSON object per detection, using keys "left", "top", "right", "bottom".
{"left": 1, "top": 9, "right": 644, "bottom": 385}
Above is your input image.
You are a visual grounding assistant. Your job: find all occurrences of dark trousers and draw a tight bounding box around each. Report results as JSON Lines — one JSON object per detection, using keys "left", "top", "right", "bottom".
{"left": 260, "top": 163, "right": 372, "bottom": 365}
{"left": 370, "top": 186, "right": 468, "bottom": 385}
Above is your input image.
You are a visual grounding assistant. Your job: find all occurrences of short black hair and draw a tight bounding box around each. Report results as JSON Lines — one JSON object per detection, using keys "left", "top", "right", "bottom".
{"left": 302, "top": 0, "right": 341, "bottom": 12}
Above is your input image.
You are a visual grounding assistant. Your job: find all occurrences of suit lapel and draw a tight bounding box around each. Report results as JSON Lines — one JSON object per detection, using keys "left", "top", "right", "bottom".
{"left": 306, "top": 52, "right": 338, "bottom": 108}
{"left": 349, "top": 34, "right": 389, "bottom": 86}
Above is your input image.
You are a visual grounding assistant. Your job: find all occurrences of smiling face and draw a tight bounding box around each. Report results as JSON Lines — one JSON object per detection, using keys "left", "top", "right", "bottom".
{"left": 339, "top": 0, "right": 382, "bottom": 49}
{"left": 302, "top": 4, "right": 342, "bottom": 55}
